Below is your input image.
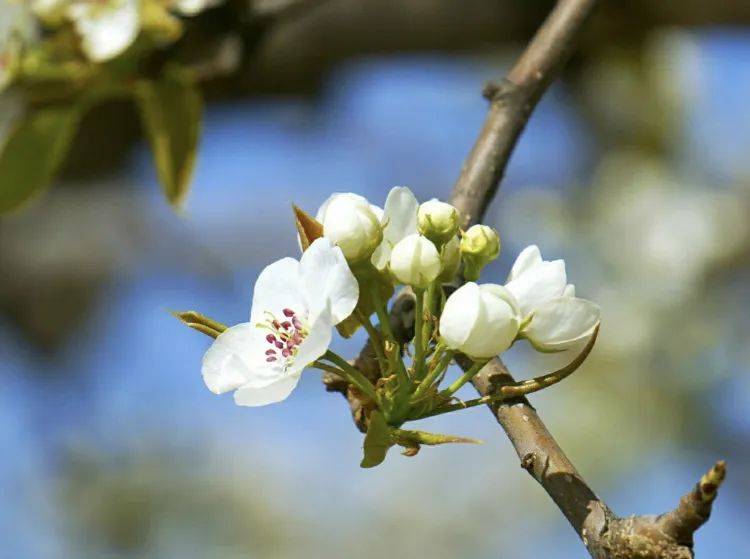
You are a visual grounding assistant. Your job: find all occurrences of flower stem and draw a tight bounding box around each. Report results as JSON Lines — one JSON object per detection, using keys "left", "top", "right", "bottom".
{"left": 411, "top": 346, "right": 453, "bottom": 401}
{"left": 370, "top": 284, "right": 396, "bottom": 342}
{"left": 323, "top": 350, "right": 379, "bottom": 403}
{"left": 413, "top": 288, "right": 425, "bottom": 379}
{"left": 356, "top": 309, "right": 388, "bottom": 374}
{"left": 441, "top": 360, "right": 487, "bottom": 398}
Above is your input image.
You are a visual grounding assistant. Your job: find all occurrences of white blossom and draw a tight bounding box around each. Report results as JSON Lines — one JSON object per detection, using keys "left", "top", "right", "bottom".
{"left": 506, "top": 245, "right": 599, "bottom": 352}
{"left": 439, "top": 282, "right": 521, "bottom": 359}
{"left": 316, "top": 192, "right": 383, "bottom": 262}
{"left": 389, "top": 233, "right": 441, "bottom": 289}
{"left": 370, "top": 186, "right": 419, "bottom": 270}
{"left": 171, "top": 0, "right": 222, "bottom": 16}
{"left": 202, "top": 238, "right": 358, "bottom": 406}
{"left": 68, "top": 0, "right": 140, "bottom": 62}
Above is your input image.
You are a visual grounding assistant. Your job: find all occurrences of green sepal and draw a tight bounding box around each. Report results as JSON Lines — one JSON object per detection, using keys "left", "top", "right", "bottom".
{"left": 360, "top": 411, "right": 394, "bottom": 468}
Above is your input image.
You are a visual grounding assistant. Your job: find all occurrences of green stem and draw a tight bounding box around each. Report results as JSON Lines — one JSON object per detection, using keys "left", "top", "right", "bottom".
{"left": 322, "top": 350, "right": 379, "bottom": 403}
{"left": 370, "top": 285, "right": 395, "bottom": 342}
{"left": 356, "top": 309, "right": 388, "bottom": 374}
{"left": 413, "top": 288, "right": 425, "bottom": 379}
{"left": 441, "top": 360, "right": 487, "bottom": 397}
{"left": 412, "top": 347, "right": 454, "bottom": 401}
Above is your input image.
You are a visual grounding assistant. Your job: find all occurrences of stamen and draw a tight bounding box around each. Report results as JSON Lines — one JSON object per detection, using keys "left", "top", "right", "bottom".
{"left": 283, "top": 308, "right": 295, "bottom": 317}
{"left": 266, "top": 334, "right": 276, "bottom": 343}
{"left": 265, "top": 349, "right": 276, "bottom": 355}
{"left": 281, "top": 321, "right": 292, "bottom": 330}
{"left": 266, "top": 357, "right": 277, "bottom": 362}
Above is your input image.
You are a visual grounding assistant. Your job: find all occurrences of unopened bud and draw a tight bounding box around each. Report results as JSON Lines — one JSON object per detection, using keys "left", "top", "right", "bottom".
{"left": 389, "top": 234, "right": 441, "bottom": 289}
{"left": 437, "top": 236, "right": 461, "bottom": 282}
{"left": 417, "top": 199, "right": 459, "bottom": 246}
{"left": 460, "top": 224, "right": 500, "bottom": 281}
{"left": 318, "top": 193, "right": 383, "bottom": 263}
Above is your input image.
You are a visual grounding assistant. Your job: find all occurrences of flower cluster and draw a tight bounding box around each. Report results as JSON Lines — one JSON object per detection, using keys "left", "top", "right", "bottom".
{"left": 1, "top": 0, "right": 222, "bottom": 85}
{"left": 180, "top": 187, "right": 601, "bottom": 467}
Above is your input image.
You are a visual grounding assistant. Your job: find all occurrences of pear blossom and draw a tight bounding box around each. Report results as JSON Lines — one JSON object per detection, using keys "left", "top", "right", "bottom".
{"left": 316, "top": 192, "right": 383, "bottom": 262}
{"left": 68, "top": 0, "right": 140, "bottom": 62}
{"left": 417, "top": 198, "right": 459, "bottom": 245}
{"left": 505, "top": 245, "right": 599, "bottom": 352}
{"left": 460, "top": 224, "right": 500, "bottom": 280}
{"left": 202, "top": 238, "right": 358, "bottom": 406}
{"left": 439, "top": 282, "right": 521, "bottom": 359}
{"left": 389, "top": 233, "right": 441, "bottom": 289}
{"left": 371, "top": 186, "right": 419, "bottom": 270}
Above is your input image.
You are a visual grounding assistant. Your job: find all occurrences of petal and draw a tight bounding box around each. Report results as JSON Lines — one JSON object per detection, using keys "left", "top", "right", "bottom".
{"left": 381, "top": 186, "right": 419, "bottom": 245}
{"left": 201, "top": 323, "right": 285, "bottom": 394}
{"left": 563, "top": 284, "right": 576, "bottom": 298}
{"left": 233, "top": 374, "right": 301, "bottom": 407}
{"left": 461, "top": 287, "right": 519, "bottom": 358}
{"left": 505, "top": 259, "right": 567, "bottom": 317}
{"left": 316, "top": 192, "right": 370, "bottom": 223}
{"left": 439, "top": 282, "right": 482, "bottom": 350}
{"left": 249, "top": 257, "right": 305, "bottom": 324}
{"left": 287, "top": 308, "right": 334, "bottom": 377}
{"left": 299, "top": 238, "right": 359, "bottom": 324}
{"left": 524, "top": 297, "right": 600, "bottom": 352}
{"left": 479, "top": 283, "right": 521, "bottom": 318}
{"left": 371, "top": 242, "right": 392, "bottom": 270}
{"left": 69, "top": 0, "right": 140, "bottom": 62}
{"left": 507, "top": 245, "right": 542, "bottom": 282}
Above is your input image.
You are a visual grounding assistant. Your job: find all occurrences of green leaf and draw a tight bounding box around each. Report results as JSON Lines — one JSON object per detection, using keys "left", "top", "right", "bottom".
{"left": 0, "top": 105, "right": 81, "bottom": 214}
{"left": 136, "top": 66, "right": 202, "bottom": 209}
{"left": 360, "top": 411, "right": 393, "bottom": 469}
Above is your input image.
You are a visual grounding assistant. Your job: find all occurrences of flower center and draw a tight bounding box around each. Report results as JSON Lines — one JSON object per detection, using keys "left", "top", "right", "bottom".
{"left": 257, "top": 308, "right": 309, "bottom": 367}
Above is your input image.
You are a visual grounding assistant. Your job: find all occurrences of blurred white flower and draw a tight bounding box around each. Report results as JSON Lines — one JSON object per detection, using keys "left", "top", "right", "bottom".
{"left": 171, "top": 0, "right": 221, "bottom": 16}
{"left": 506, "top": 245, "right": 599, "bottom": 352}
{"left": 0, "top": 0, "right": 37, "bottom": 91}
{"left": 68, "top": 0, "right": 140, "bottom": 62}
{"left": 202, "top": 238, "right": 358, "bottom": 406}
{"left": 370, "top": 186, "right": 419, "bottom": 270}
{"left": 389, "top": 233, "right": 441, "bottom": 289}
{"left": 440, "top": 282, "right": 520, "bottom": 359}
{"left": 316, "top": 192, "right": 383, "bottom": 262}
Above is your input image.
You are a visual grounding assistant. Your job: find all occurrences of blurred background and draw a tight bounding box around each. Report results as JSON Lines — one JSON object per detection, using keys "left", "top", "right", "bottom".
{"left": 1, "top": 0, "right": 750, "bottom": 557}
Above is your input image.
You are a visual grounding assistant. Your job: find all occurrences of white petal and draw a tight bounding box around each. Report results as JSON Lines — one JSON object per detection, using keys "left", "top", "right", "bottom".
{"left": 69, "top": 0, "right": 140, "bottom": 62}
{"left": 316, "top": 192, "right": 370, "bottom": 222}
{"left": 505, "top": 259, "right": 567, "bottom": 317}
{"left": 233, "top": 374, "right": 301, "bottom": 407}
{"left": 524, "top": 297, "right": 600, "bottom": 352}
{"left": 563, "top": 284, "right": 576, "bottom": 298}
{"left": 299, "top": 238, "right": 358, "bottom": 324}
{"left": 249, "top": 257, "right": 305, "bottom": 325}
{"left": 461, "top": 286, "right": 519, "bottom": 358}
{"left": 479, "top": 283, "right": 521, "bottom": 318}
{"left": 507, "top": 245, "right": 542, "bottom": 282}
{"left": 381, "top": 186, "right": 419, "bottom": 245}
{"left": 370, "top": 242, "right": 392, "bottom": 270}
{"left": 439, "top": 282, "right": 482, "bottom": 349}
{"left": 201, "top": 323, "right": 285, "bottom": 394}
{"left": 287, "top": 308, "right": 334, "bottom": 377}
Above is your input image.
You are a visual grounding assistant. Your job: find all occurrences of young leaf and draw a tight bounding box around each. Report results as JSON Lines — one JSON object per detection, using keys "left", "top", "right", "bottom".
{"left": 0, "top": 105, "right": 81, "bottom": 214}
{"left": 136, "top": 66, "right": 202, "bottom": 209}
{"left": 172, "top": 310, "right": 228, "bottom": 339}
{"left": 360, "top": 411, "right": 393, "bottom": 468}
{"left": 293, "top": 204, "right": 324, "bottom": 251}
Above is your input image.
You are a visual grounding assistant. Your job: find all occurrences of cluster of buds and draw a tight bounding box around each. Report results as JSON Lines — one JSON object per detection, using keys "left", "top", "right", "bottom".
{"left": 178, "top": 187, "right": 601, "bottom": 467}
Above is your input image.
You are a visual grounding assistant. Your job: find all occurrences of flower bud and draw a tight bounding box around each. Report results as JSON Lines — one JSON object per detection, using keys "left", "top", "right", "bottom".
{"left": 460, "top": 224, "right": 500, "bottom": 281}
{"left": 417, "top": 199, "right": 459, "bottom": 246}
{"left": 318, "top": 193, "right": 383, "bottom": 263}
{"left": 439, "top": 283, "right": 520, "bottom": 359}
{"left": 437, "top": 236, "right": 461, "bottom": 282}
{"left": 389, "top": 234, "right": 441, "bottom": 289}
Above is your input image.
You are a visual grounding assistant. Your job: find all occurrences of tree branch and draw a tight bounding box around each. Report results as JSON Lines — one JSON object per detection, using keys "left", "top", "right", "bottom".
{"left": 332, "top": 0, "right": 725, "bottom": 555}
